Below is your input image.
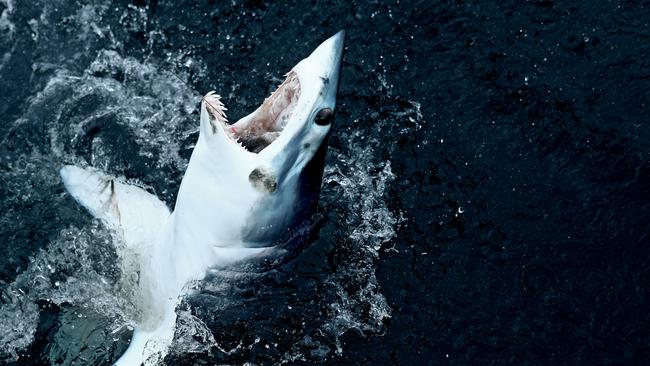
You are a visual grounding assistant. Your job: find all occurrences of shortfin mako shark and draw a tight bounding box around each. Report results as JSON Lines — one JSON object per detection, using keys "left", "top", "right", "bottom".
{"left": 60, "top": 31, "right": 345, "bottom": 365}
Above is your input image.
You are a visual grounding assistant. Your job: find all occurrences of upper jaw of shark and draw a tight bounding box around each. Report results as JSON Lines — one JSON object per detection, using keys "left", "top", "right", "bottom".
{"left": 200, "top": 30, "right": 345, "bottom": 167}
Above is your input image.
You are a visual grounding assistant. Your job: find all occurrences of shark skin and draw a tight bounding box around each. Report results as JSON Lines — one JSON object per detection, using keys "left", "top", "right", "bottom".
{"left": 59, "top": 31, "right": 345, "bottom": 365}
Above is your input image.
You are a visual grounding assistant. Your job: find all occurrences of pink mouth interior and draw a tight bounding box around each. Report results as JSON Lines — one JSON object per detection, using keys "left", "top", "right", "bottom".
{"left": 203, "top": 71, "right": 301, "bottom": 153}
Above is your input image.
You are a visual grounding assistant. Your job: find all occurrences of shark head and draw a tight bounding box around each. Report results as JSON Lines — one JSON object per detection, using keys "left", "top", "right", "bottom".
{"left": 178, "top": 31, "right": 345, "bottom": 247}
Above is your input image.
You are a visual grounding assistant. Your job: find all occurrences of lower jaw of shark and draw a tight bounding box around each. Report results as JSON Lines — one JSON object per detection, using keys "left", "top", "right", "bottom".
{"left": 59, "top": 31, "right": 345, "bottom": 365}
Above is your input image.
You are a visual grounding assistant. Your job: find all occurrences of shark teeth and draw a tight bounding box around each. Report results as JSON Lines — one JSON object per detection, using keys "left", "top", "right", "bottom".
{"left": 203, "top": 91, "right": 227, "bottom": 119}
{"left": 203, "top": 91, "right": 236, "bottom": 138}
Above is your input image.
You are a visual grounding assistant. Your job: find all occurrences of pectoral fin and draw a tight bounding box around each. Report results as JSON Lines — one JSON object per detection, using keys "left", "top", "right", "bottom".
{"left": 60, "top": 165, "right": 170, "bottom": 248}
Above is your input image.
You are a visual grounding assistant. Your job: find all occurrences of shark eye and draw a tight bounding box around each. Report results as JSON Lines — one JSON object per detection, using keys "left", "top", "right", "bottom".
{"left": 314, "top": 108, "right": 334, "bottom": 126}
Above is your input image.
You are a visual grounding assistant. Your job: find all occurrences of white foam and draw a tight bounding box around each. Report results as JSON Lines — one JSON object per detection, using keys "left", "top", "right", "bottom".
{"left": 0, "top": 0, "right": 15, "bottom": 38}
{"left": 0, "top": 47, "right": 201, "bottom": 360}
{"left": 0, "top": 223, "right": 139, "bottom": 362}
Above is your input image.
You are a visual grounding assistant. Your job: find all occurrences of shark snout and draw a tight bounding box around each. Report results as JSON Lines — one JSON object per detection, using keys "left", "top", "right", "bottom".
{"left": 308, "top": 30, "right": 345, "bottom": 69}
{"left": 305, "top": 30, "right": 345, "bottom": 101}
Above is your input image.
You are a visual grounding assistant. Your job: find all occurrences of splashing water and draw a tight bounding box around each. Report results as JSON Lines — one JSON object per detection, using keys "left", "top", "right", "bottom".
{"left": 318, "top": 144, "right": 399, "bottom": 355}
{"left": 0, "top": 223, "right": 135, "bottom": 363}
{"left": 0, "top": 19, "right": 421, "bottom": 362}
{"left": 0, "top": 49, "right": 201, "bottom": 363}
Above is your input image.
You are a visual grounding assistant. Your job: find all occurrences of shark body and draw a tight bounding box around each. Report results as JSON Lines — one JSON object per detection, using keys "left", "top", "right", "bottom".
{"left": 60, "top": 31, "right": 345, "bottom": 365}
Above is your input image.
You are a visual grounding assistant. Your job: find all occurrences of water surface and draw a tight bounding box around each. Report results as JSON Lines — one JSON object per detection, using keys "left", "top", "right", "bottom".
{"left": 0, "top": 1, "right": 648, "bottom": 365}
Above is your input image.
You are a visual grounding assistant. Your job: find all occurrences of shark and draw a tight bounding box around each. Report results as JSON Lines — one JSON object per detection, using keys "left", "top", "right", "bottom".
{"left": 59, "top": 31, "right": 345, "bottom": 365}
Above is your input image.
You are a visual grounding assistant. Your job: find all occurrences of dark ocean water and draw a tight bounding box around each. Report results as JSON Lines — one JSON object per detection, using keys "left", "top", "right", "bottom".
{"left": 0, "top": 0, "right": 649, "bottom": 365}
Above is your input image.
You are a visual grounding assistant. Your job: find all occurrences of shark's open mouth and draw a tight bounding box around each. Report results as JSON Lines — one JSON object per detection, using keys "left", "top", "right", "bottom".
{"left": 204, "top": 71, "right": 301, "bottom": 153}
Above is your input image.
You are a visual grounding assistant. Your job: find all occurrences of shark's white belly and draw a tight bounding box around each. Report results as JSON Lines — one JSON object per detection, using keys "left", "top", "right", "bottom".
{"left": 60, "top": 30, "right": 345, "bottom": 366}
